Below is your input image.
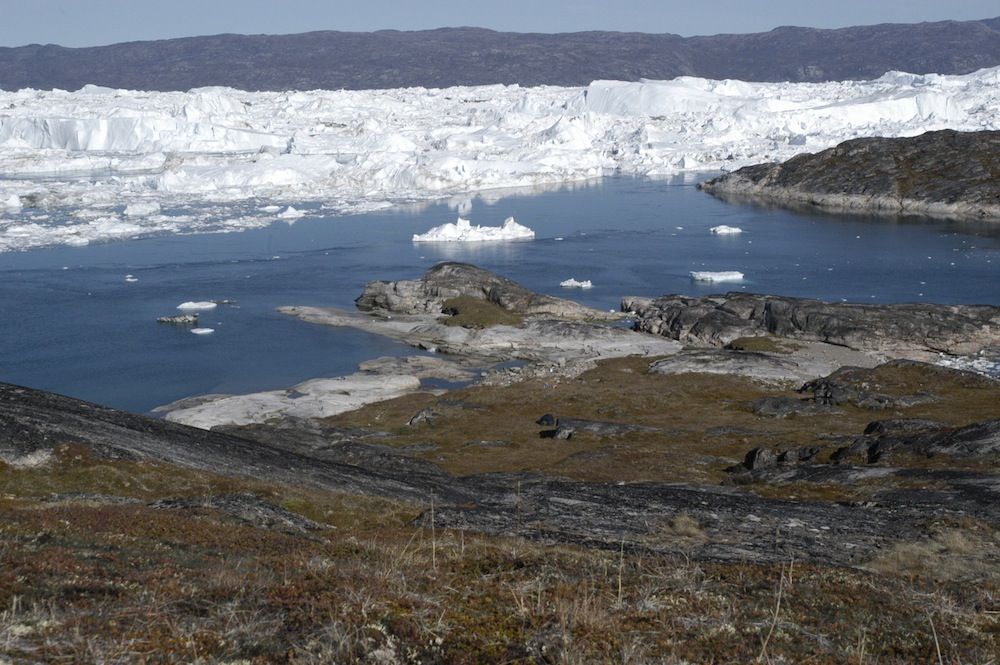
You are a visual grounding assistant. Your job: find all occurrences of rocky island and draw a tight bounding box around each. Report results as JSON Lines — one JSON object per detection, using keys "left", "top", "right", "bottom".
{"left": 2, "top": 263, "right": 1000, "bottom": 662}
{"left": 700, "top": 129, "right": 1000, "bottom": 220}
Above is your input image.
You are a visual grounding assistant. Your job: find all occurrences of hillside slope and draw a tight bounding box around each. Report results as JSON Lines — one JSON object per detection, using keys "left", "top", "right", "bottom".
{"left": 2, "top": 18, "right": 999, "bottom": 91}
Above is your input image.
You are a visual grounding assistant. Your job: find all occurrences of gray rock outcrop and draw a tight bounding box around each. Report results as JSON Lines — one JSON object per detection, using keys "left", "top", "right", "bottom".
{"left": 648, "top": 349, "right": 817, "bottom": 382}
{"left": 700, "top": 129, "right": 1000, "bottom": 221}
{"left": 624, "top": 292, "right": 1000, "bottom": 360}
{"left": 356, "top": 262, "right": 613, "bottom": 320}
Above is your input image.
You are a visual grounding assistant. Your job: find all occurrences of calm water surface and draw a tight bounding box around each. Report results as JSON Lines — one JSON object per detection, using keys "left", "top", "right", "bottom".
{"left": 2, "top": 176, "right": 999, "bottom": 413}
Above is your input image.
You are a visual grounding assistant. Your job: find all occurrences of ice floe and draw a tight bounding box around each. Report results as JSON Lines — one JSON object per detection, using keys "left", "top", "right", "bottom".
{"left": 710, "top": 225, "right": 743, "bottom": 234}
{"left": 560, "top": 278, "right": 593, "bottom": 289}
{"left": 412, "top": 216, "right": 534, "bottom": 242}
{"left": 690, "top": 271, "right": 745, "bottom": 282}
{"left": 177, "top": 301, "right": 218, "bottom": 311}
{"left": 123, "top": 201, "right": 161, "bottom": 217}
{"left": 0, "top": 66, "right": 998, "bottom": 250}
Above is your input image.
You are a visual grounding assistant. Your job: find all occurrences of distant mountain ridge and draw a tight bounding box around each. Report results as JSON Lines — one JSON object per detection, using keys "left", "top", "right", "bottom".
{"left": 1, "top": 18, "right": 1000, "bottom": 91}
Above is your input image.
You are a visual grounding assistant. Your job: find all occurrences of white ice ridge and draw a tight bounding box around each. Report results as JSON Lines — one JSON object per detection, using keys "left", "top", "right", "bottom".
{"left": 1, "top": 66, "right": 999, "bottom": 251}
{"left": 690, "top": 270, "right": 745, "bottom": 282}
{"left": 710, "top": 225, "right": 743, "bottom": 234}
{"left": 177, "top": 301, "right": 217, "bottom": 311}
{"left": 412, "top": 216, "right": 534, "bottom": 242}
{"left": 560, "top": 278, "right": 593, "bottom": 289}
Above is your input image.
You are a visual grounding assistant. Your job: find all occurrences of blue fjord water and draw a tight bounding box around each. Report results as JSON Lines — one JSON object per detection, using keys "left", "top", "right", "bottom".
{"left": 1, "top": 175, "right": 999, "bottom": 414}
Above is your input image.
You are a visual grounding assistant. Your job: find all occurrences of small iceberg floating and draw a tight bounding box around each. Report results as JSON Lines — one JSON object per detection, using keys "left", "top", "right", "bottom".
{"left": 277, "top": 206, "right": 305, "bottom": 220}
{"left": 124, "top": 274, "right": 138, "bottom": 283}
{"left": 190, "top": 327, "right": 215, "bottom": 335}
{"left": 560, "top": 278, "right": 593, "bottom": 289}
{"left": 690, "top": 271, "right": 745, "bottom": 282}
{"left": 177, "top": 301, "right": 218, "bottom": 311}
{"left": 710, "top": 225, "right": 743, "bottom": 235}
{"left": 412, "top": 216, "right": 535, "bottom": 242}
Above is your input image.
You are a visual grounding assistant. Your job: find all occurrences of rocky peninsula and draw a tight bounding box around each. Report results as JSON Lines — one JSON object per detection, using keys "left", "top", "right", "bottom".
{"left": 700, "top": 129, "right": 1000, "bottom": 220}
{"left": 3, "top": 262, "right": 1000, "bottom": 662}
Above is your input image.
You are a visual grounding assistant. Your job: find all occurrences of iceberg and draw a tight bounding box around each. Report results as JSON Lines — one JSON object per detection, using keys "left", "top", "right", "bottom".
{"left": 560, "top": 278, "right": 593, "bottom": 289}
{"left": 277, "top": 206, "right": 305, "bottom": 219}
{"left": 710, "top": 225, "right": 743, "bottom": 234}
{"left": 0, "top": 66, "right": 997, "bottom": 251}
{"left": 412, "top": 216, "right": 535, "bottom": 242}
{"left": 190, "top": 327, "right": 215, "bottom": 335}
{"left": 690, "top": 271, "right": 745, "bottom": 282}
{"left": 177, "top": 301, "right": 218, "bottom": 311}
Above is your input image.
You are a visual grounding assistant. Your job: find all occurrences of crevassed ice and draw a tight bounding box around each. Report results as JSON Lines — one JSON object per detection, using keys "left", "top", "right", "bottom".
{"left": 1, "top": 67, "right": 998, "bottom": 251}
{"left": 412, "top": 216, "right": 535, "bottom": 242}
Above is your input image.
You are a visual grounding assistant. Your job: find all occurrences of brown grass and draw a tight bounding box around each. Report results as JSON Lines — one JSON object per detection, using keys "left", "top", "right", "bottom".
{"left": 4, "top": 359, "right": 1000, "bottom": 661}
{"left": 437, "top": 296, "right": 524, "bottom": 329}
{"left": 325, "top": 356, "right": 1000, "bottom": 493}
{"left": 1, "top": 478, "right": 997, "bottom": 663}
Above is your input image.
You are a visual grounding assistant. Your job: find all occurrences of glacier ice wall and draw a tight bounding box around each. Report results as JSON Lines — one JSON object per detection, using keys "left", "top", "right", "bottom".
{"left": 0, "top": 67, "right": 997, "bottom": 251}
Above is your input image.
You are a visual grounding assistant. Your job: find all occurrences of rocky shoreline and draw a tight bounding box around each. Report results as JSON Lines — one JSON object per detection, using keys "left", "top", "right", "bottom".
{"left": 700, "top": 129, "right": 1000, "bottom": 221}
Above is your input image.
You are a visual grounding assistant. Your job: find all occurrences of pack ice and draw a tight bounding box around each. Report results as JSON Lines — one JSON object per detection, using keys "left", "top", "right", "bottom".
{"left": 0, "top": 67, "right": 997, "bottom": 251}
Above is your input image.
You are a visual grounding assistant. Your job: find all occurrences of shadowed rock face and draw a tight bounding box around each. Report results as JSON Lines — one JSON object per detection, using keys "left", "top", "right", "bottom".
{"left": 356, "top": 262, "right": 610, "bottom": 321}
{"left": 624, "top": 292, "right": 1000, "bottom": 359}
{"left": 700, "top": 130, "right": 1000, "bottom": 221}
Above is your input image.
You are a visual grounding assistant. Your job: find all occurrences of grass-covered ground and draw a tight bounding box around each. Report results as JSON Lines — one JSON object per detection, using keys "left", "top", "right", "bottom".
{"left": 3, "top": 349, "right": 999, "bottom": 662}
{"left": 2, "top": 455, "right": 997, "bottom": 663}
